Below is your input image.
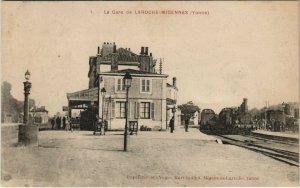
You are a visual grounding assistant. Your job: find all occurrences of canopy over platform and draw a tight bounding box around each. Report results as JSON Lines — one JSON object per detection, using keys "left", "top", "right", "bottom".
{"left": 67, "top": 87, "right": 99, "bottom": 110}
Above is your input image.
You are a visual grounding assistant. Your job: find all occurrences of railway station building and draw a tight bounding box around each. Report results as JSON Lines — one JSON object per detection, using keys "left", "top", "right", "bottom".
{"left": 67, "top": 42, "right": 179, "bottom": 130}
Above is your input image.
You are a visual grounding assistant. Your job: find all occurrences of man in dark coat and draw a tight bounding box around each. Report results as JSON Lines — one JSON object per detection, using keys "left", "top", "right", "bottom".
{"left": 169, "top": 116, "right": 175, "bottom": 133}
{"left": 51, "top": 117, "right": 55, "bottom": 130}
{"left": 56, "top": 116, "right": 61, "bottom": 129}
{"left": 62, "top": 116, "right": 66, "bottom": 130}
{"left": 56, "top": 116, "right": 61, "bottom": 130}
{"left": 185, "top": 118, "right": 189, "bottom": 132}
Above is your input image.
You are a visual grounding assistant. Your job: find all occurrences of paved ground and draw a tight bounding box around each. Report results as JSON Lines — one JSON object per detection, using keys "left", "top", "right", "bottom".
{"left": 1, "top": 126, "right": 299, "bottom": 187}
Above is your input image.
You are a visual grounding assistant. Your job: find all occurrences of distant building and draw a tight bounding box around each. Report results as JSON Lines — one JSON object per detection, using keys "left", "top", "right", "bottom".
{"left": 166, "top": 77, "right": 180, "bottom": 127}
{"left": 67, "top": 42, "right": 179, "bottom": 130}
{"left": 29, "top": 106, "right": 49, "bottom": 124}
{"left": 2, "top": 112, "right": 13, "bottom": 123}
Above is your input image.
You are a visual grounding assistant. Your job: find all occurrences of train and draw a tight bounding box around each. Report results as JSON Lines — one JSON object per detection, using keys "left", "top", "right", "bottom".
{"left": 200, "top": 107, "right": 254, "bottom": 134}
{"left": 200, "top": 107, "right": 298, "bottom": 134}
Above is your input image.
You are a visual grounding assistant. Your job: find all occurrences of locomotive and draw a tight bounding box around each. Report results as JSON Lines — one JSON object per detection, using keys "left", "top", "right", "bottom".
{"left": 200, "top": 99, "right": 252, "bottom": 134}
{"left": 200, "top": 109, "right": 218, "bottom": 130}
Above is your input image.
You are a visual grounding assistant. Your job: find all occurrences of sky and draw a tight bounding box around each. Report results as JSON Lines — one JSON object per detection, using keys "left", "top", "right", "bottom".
{"left": 2, "top": 1, "right": 299, "bottom": 116}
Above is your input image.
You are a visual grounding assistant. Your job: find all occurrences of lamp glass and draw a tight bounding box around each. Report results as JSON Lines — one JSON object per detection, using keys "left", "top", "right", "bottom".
{"left": 25, "top": 70, "right": 30, "bottom": 81}
{"left": 123, "top": 72, "right": 132, "bottom": 88}
{"left": 101, "top": 88, "right": 106, "bottom": 96}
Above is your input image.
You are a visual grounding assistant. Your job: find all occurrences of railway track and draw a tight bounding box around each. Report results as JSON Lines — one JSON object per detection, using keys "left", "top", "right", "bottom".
{"left": 214, "top": 134, "right": 299, "bottom": 167}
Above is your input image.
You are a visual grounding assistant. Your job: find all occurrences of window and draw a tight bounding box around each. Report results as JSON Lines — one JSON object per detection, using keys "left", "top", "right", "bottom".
{"left": 116, "top": 102, "right": 126, "bottom": 118}
{"left": 141, "top": 79, "right": 151, "bottom": 93}
{"left": 117, "top": 78, "right": 125, "bottom": 91}
{"left": 140, "top": 102, "right": 150, "bottom": 119}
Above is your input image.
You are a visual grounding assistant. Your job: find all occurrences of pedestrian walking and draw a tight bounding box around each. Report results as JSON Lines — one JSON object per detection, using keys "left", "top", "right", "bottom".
{"left": 55, "top": 116, "right": 60, "bottom": 130}
{"left": 169, "top": 116, "right": 174, "bottom": 133}
{"left": 63, "top": 116, "right": 66, "bottom": 130}
{"left": 185, "top": 118, "right": 189, "bottom": 132}
{"left": 51, "top": 117, "right": 55, "bottom": 130}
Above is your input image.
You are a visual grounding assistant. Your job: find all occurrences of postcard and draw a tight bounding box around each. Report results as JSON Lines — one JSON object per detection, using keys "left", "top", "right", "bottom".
{"left": 1, "top": 1, "right": 299, "bottom": 187}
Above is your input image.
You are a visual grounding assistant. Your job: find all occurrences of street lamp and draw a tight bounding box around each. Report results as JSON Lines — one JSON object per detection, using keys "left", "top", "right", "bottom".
{"left": 23, "top": 70, "right": 32, "bottom": 124}
{"left": 25, "top": 70, "right": 31, "bottom": 81}
{"left": 101, "top": 87, "right": 106, "bottom": 134}
{"left": 19, "top": 70, "right": 38, "bottom": 147}
{"left": 123, "top": 72, "right": 132, "bottom": 152}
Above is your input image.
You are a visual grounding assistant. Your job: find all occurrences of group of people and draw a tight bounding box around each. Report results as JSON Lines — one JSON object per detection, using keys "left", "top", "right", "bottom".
{"left": 93, "top": 115, "right": 107, "bottom": 135}
{"left": 169, "top": 116, "right": 189, "bottom": 133}
{"left": 51, "top": 116, "right": 72, "bottom": 131}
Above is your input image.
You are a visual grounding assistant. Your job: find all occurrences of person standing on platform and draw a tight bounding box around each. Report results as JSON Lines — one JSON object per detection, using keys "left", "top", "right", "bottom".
{"left": 185, "top": 118, "right": 189, "bottom": 132}
{"left": 62, "top": 116, "right": 66, "bottom": 130}
{"left": 51, "top": 117, "right": 55, "bottom": 130}
{"left": 56, "top": 116, "right": 60, "bottom": 130}
{"left": 169, "top": 116, "right": 175, "bottom": 133}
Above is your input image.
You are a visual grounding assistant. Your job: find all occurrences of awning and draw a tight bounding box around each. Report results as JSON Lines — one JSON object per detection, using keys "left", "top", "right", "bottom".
{"left": 67, "top": 87, "right": 99, "bottom": 109}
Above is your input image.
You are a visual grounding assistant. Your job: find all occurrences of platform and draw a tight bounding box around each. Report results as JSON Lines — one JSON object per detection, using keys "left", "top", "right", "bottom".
{"left": 252, "top": 130, "right": 299, "bottom": 142}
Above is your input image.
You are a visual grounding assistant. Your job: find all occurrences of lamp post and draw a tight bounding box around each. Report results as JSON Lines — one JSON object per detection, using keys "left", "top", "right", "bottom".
{"left": 101, "top": 87, "right": 106, "bottom": 133}
{"left": 24, "top": 70, "right": 31, "bottom": 124}
{"left": 19, "top": 70, "right": 38, "bottom": 146}
{"left": 123, "top": 72, "right": 132, "bottom": 152}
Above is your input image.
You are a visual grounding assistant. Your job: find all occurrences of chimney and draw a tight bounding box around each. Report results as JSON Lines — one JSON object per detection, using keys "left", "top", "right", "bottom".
{"left": 97, "top": 46, "right": 100, "bottom": 54}
{"left": 141, "top": 47, "right": 144, "bottom": 55}
{"left": 145, "top": 47, "right": 149, "bottom": 56}
{"left": 150, "top": 53, "right": 152, "bottom": 57}
{"left": 243, "top": 98, "right": 248, "bottom": 113}
{"left": 172, "top": 77, "right": 177, "bottom": 88}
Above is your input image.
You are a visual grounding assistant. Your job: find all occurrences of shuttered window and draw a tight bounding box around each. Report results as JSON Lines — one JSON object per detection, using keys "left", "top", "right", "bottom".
{"left": 116, "top": 102, "right": 126, "bottom": 118}
{"left": 141, "top": 79, "right": 151, "bottom": 93}
{"left": 111, "top": 100, "right": 115, "bottom": 119}
{"left": 134, "top": 102, "right": 140, "bottom": 119}
{"left": 117, "top": 79, "right": 125, "bottom": 91}
{"left": 140, "top": 102, "right": 150, "bottom": 119}
{"left": 151, "top": 103, "right": 155, "bottom": 120}
{"left": 146, "top": 80, "right": 150, "bottom": 92}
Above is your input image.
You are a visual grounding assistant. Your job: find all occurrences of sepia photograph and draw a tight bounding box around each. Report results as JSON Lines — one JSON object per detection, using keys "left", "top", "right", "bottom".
{"left": 1, "top": 1, "right": 299, "bottom": 187}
